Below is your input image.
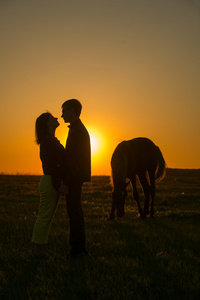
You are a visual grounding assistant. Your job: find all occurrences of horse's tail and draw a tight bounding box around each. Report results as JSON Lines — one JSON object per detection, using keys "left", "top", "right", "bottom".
{"left": 155, "top": 146, "right": 166, "bottom": 182}
{"left": 110, "top": 168, "right": 114, "bottom": 187}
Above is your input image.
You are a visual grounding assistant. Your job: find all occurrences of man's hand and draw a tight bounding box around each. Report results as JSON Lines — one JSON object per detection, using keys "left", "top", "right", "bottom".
{"left": 59, "top": 183, "right": 68, "bottom": 196}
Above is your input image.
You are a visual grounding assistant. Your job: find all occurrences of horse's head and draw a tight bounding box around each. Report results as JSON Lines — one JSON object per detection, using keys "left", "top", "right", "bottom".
{"left": 112, "top": 185, "right": 128, "bottom": 218}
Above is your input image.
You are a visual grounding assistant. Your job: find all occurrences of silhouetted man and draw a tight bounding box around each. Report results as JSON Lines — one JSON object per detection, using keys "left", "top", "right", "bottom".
{"left": 61, "top": 99, "right": 91, "bottom": 257}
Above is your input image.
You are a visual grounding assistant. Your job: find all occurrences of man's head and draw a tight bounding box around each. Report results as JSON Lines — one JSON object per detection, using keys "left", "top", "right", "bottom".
{"left": 61, "top": 99, "right": 82, "bottom": 123}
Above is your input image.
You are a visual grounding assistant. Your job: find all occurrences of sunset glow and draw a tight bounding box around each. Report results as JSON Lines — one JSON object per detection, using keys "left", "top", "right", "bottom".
{"left": 0, "top": 1, "right": 200, "bottom": 175}
{"left": 88, "top": 129, "right": 104, "bottom": 158}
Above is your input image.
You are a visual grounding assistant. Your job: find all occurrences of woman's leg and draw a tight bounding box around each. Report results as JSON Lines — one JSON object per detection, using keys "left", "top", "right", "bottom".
{"left": 32, "top": 175, "right": 59, "bottom": 254}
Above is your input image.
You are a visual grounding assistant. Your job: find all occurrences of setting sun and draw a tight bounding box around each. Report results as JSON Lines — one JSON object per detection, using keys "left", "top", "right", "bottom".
{"left": 88, "top": 128, "right": 104, "bottom": 158}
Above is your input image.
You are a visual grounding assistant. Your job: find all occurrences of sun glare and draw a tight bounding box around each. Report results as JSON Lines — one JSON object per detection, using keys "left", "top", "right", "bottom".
{"left": 88, "top": 128, "right": 104, "bottom": 158}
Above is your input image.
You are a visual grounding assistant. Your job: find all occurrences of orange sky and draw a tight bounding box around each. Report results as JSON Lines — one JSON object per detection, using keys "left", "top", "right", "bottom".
{"left": 0, "top": 0, "right": 200, "bottom": 175}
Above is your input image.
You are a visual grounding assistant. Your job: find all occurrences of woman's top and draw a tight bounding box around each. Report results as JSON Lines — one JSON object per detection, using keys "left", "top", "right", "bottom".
{"left": 40, "top": 134, "right": 65, "bottom": 191}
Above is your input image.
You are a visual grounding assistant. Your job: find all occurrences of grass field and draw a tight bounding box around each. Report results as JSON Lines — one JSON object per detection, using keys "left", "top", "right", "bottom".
{"left": 0, "top": 169, "right": 200, "bottom": 300}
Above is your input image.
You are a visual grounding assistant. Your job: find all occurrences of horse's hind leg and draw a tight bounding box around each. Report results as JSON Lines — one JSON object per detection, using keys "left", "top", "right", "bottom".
{"left": 109, "top": 197, "right": 115, "bottom": 219}
{"left": 131, "top": 177, "right": 144, "bottom": 218}
{"left": 149, "top": 171, "right": 155, "bottom": 217}
{"left": 138, "top": 172, "right": 150, "bottom": 217}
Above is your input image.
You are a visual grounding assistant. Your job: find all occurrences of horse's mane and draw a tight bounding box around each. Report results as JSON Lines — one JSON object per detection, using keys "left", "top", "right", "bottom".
{"left": 110, "top": 141, "right": 128, "bottom": 187}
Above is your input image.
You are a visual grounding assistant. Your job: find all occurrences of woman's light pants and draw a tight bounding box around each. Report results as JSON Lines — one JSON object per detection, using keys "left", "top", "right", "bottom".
{"left": 32, "top": 175, "right": 59, "bottom": 244}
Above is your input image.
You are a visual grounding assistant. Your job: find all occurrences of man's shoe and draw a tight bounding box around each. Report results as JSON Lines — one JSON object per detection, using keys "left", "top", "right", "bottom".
{"left": 70, "top": 249, "right": 89, "bottom": 259}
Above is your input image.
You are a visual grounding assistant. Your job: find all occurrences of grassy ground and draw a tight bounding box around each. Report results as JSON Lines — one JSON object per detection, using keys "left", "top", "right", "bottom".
{"left": 0, "top": 169, "right": 200, "bottom": 299}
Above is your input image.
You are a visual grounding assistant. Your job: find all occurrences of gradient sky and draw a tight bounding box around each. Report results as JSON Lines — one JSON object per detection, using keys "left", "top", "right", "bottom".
{"left": 1, "top": 0, "right": 200, "bottom": 175}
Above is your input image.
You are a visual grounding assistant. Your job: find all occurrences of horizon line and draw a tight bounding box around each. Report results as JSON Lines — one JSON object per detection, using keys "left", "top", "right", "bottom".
{"left": 0, "top": 167, "right": 200, "bottom": 176}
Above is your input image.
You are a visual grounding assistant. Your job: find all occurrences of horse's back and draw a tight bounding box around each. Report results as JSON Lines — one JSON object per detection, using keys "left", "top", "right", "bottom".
{"left": 128, "top": 138, "right": 156, "bottom": 154}
{"left": 127, "top": 138, "right": 158, "bottom": 173}
{"left": 112, "top": 138, "right": 156, "bottom": 161}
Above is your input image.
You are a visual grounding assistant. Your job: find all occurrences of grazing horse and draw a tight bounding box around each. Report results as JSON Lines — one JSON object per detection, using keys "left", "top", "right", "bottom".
{"left": 109, "top": 138, "right": 166, "bottom": 219}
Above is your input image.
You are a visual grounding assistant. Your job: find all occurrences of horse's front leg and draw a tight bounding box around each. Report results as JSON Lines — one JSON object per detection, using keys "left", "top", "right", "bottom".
{"left": 150, "top": 194, "right": 155, "bottom": 218}
{"left": 131, "top": 177, "right": 144, "bottom": 218}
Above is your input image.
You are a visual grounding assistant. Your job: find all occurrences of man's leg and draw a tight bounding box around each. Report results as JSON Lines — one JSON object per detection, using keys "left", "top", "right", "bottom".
{"left": 66, "top": 183, "right": 87, "bottom": 255}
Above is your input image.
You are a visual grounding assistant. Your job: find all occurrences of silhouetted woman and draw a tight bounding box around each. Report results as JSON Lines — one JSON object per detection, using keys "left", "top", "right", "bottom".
{"left": 32, "top": 112, "right": 67, "bottom": 257}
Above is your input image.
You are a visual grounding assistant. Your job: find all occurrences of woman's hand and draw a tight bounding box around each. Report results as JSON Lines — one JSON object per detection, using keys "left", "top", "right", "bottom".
{"left": 59, "top": 183, "right": 68, "bottom": 196}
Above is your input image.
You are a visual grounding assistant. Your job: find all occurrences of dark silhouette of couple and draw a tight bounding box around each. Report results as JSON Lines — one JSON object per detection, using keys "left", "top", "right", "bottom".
{"left": 32, "top": 99, "right": 91, "bottom": 258}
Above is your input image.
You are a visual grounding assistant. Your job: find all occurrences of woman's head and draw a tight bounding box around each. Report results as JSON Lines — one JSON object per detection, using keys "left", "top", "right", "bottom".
{"left": 35, "top": 112, "right": 58, "bottom": 144}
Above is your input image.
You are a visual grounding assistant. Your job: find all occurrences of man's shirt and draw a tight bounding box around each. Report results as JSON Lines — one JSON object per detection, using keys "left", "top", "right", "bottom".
{"left": 65, "top": 118, "right": 91, "bottom": 184}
